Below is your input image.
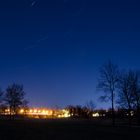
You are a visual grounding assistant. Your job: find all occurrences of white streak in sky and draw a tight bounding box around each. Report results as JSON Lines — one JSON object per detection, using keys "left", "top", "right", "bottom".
{"left": 37, "top": 36, "right": 48, "bottom": 43}
{"left": 24, "top": 36, "right": 48, "bottom": 51}
{"left": 31, "top": 1, "right": 36, "bottom": 7}
{"left": 24, "top": 45, "right": 39, "bottom": 51}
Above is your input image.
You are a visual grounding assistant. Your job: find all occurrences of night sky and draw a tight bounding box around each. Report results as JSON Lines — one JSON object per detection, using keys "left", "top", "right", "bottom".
{"left": 0, "top": 0, "right": 140, "bottom": 109}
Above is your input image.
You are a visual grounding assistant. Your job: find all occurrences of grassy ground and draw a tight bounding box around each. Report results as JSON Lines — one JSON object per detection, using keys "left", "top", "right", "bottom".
{"left": 0, "top": 118, "right": 140, "bottom": 140}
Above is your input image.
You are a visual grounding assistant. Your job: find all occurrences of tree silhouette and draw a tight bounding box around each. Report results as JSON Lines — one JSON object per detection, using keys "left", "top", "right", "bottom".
{"left": 0, "top": 89, "right": 4, "bottom": 115}
{"left": 21, "top": 100, "right": 29, "bottom": 115}
{"left": 66, "top": 105, "right": 93, "bottom": 118}
{"left": 117, "top": 71, "right": 134, "bottom": 125}
{"left": 85, "top": 100, "right": 96, "bottom": 111}
{"left": 130, "top": 71, "right": 140, "bottom": 125}
{"left": 97, "top": 61, "right": 119, "bottom": 126}
{"left": 4, "top": 83, "right": 28, "bottom": 115}
{"left": 117, "top": 70, "right": 140, "bottom": 125}
{"left": 0, "top": 89, "right": 3, "bottom": 104}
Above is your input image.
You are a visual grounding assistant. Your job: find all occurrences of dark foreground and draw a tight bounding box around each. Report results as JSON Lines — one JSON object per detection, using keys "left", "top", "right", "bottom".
{"left": 0, "top": 119, "right": 140, "bottom": 140}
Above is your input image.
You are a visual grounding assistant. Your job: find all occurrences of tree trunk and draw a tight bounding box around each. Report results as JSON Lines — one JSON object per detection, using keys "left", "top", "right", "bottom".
{"left": 112, "top": 91, "right": 115, "bottom": 126}
{"left": 128, "top": 109, "right": 132, "bottom": 126}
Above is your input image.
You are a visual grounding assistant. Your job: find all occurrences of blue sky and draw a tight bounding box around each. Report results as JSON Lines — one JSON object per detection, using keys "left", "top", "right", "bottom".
{"left": 0, "top": 0, "right": 140, "bottom": 108}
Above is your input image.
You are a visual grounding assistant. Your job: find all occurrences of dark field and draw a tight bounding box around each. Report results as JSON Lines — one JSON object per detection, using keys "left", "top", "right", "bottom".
{"left": 0, "top": 119, "right": 140, "bottom": 140}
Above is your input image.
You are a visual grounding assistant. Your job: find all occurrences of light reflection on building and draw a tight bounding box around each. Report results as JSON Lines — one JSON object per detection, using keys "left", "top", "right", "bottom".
{"left": 92, "top": 113, "right": 100, "bottom": 117}
{"left": 2, "top": 108, "right": 71, "bottom": 118}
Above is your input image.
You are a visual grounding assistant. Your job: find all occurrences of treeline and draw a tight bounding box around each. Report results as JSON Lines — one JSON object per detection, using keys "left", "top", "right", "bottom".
{"left": 0, "top": 83, "right": 28, "bottom": 115}
{"left": 66, "top": 101, "right": 96, "bottom": 118}
{"left": 97, "top": 61, "right": 140, "bottom": 126}
{"left": 66, "top": 105, "right": 139, "bottom": 120}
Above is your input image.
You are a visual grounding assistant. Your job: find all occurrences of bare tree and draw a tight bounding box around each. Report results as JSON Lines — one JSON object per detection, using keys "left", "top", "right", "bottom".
{"left": 66, "top": 105, "right": 93, "bottom": 118}
{"left": 21, "top": 100, "right": 29, "bottom": 115}
{"left": 97, "top": 61, "right": 119, "bottom": 126}
{"left": 0, "top": 89, "right": 4, "bottom": 115}
{"left": 128, "top": 71, "right": 140, "bottom": 125}
{"left": 85, "top": 100, "right": 96, "bottom": 111}
{"left": 117, "top": 71, "right": 134, "bottom": 125}
{"left": 4, "top": 83, "right": 28, "bottom": 115}
{"left": 117, "top": 70, "right": 140, "bottom": 125}
{"left": 0, "top": 89, "right": 3, "bottom": 104}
